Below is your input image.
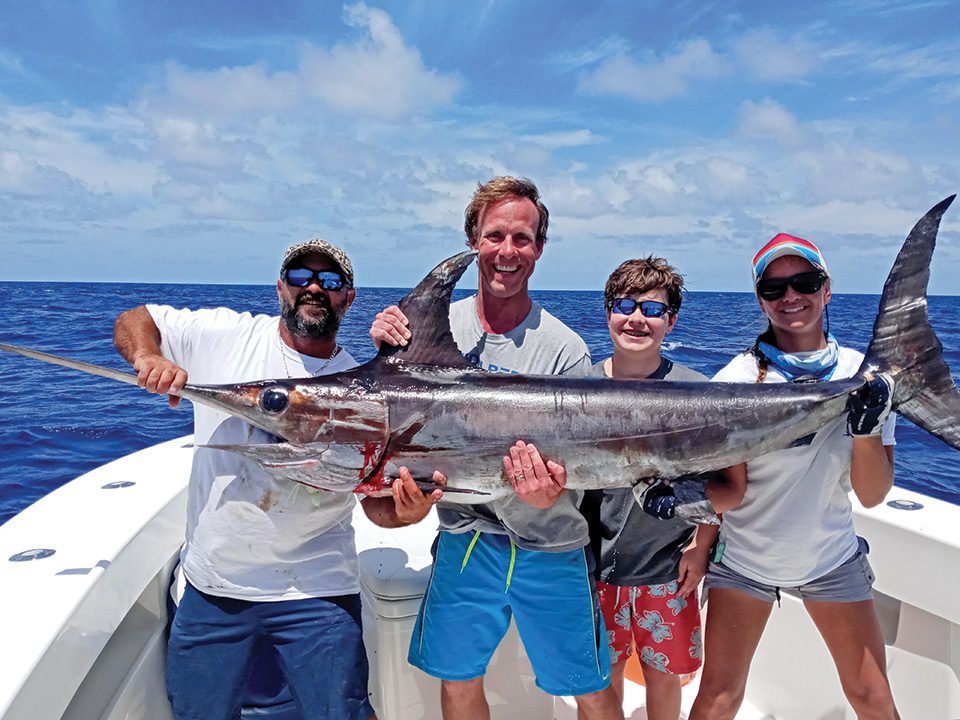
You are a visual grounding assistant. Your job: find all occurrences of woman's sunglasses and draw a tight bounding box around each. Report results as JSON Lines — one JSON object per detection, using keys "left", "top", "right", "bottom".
{"left": 756, "top": 271, "right": 826, "bottom": 301}
{"left": 610, "top": 298, "right": 672, "bottom": 318}
{"left": 283, "top": 268, "right": 347, "bottom": 290}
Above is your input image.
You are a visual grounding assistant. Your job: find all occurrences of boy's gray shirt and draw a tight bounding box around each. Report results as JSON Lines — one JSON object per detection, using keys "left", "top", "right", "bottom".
{"left": 437, "top": 295, "right": 592, "bottom": 552}
{"left": 581, "top": 356, "right": 709, "bottom": 585}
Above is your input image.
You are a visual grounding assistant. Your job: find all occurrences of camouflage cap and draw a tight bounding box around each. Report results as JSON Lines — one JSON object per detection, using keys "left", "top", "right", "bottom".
{"left": 281, "top": 238, "right": 354, "bottom": 288}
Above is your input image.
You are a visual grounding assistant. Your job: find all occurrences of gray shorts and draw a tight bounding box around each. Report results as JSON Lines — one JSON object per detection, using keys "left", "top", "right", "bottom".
{"left": 704, "top": 536, "right": 875, "bottom": 604}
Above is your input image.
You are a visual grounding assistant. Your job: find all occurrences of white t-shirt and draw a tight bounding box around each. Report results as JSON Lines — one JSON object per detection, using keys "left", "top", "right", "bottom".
{"left": 147, "top": 305, "right": 361, "bottom": 601}
{"left": 711, "top": 346, "right": 895, "bottom": 587}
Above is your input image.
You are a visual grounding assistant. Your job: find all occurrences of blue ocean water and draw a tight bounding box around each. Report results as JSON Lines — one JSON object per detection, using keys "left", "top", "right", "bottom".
{"left": 1, "top": 282, "right": 959, "bottom": 525}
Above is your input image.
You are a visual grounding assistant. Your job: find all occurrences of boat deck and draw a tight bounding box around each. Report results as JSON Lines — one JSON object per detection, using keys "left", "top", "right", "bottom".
{"left": 1, "top": 436, "right": 958, "bottom": 719}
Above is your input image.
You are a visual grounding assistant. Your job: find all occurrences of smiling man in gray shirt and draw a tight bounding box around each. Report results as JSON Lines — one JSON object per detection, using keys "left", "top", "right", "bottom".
{"left": 371, "top": 176, "right": 620, "bottom": 720}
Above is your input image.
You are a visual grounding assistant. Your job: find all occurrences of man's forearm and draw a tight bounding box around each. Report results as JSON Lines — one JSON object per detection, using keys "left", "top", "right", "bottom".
{"left": 360, "top": 496, "right": 407, "bottom": 528}
{"left": 114, "top": 306, "right": 162, "bottom": 365}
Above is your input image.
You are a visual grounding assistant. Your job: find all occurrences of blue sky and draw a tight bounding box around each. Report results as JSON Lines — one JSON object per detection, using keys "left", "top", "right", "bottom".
{"left": 1, "top": 0, "right": 959, "bottom": 293}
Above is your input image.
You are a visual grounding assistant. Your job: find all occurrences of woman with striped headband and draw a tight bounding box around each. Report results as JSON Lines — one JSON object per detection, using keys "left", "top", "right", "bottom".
{"left": 689, "top": 234, "right": 900, "bottom": 719}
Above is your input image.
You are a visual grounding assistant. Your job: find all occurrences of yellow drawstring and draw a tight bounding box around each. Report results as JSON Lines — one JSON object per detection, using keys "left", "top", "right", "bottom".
{"left": 460, "top": 530, "right": 481, "bottom": 572}
{"left": 459, "top": 531, "right": 517, "bottom": 593}
{"left": 505, "top": 540, "right": 516, "bottom": 592}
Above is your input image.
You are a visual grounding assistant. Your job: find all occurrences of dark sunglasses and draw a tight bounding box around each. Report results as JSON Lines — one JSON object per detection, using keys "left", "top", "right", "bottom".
{"left": 756, "top": 271, "right": 826, "bottom": 301}
{"left": 283, "top": 268, "right": 347, "bottom": 290}
{"left": 610, "top": 298, "right": 672, "bottom": 318}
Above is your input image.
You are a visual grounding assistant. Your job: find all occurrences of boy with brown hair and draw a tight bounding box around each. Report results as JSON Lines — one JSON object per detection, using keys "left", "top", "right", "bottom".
{"left": 579, "top": 257, "right": 743, "bottom": 720}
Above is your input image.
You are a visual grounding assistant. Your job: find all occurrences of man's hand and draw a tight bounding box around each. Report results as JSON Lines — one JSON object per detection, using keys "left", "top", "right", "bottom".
{"left": 362, "top": 467, "right": 445, "bottom": 528}
{"left": 133, "top": 353, "right": 188, "bottom": 408}
{"left": 503, "top": 441, "right": 566, "bottom": 509}
{"left": 633, "top": 479, "right": 676, "bottom": 519}
{"left": 370, "top": 306, "right": 410, "bottom": 349}
{"left": 391, "top": 466, "right": 445, "bottom": 525}
{"left": 848, "top": 372, "right": 894, "bottom": 437}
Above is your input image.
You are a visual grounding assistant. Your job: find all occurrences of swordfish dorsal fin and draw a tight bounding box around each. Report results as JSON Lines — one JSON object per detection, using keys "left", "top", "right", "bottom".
{"left": 374, "top": 250, "right": 478, "bottom": 368}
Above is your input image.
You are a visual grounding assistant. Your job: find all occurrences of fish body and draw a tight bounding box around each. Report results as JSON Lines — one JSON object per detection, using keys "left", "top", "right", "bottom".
{"left": 212, "top": 363, "right": 859, "bottom": 502}
{"left": 2, "top": 197, "right": 959, "bottom": 503}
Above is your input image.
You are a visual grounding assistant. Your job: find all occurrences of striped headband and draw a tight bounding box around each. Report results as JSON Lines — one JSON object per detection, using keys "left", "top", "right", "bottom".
{"left": 751, "top": 233, "right": 829, "bottom": 285}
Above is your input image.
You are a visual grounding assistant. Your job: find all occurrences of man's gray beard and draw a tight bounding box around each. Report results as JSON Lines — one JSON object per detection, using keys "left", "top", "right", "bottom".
{"left": 280, "top": 294, "right": 343, "bottom": 339}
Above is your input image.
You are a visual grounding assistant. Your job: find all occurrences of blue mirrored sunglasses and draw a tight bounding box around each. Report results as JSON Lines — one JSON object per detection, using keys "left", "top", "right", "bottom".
{"left": 610, "top": 298, "right": 671, "bottom": 318}
{"left": 283, "top": 268, "right": 347, "bottom": 290}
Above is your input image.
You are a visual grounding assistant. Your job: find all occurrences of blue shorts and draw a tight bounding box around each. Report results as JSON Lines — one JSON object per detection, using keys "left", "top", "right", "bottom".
{"left": 408, "top": 530, "right": 611, "bottom": 697}
{"left": 167, "top": 583, "right": 375, "bottom": 720}
{"left": 704, "top": 536, "right": 876, "bottom": 604}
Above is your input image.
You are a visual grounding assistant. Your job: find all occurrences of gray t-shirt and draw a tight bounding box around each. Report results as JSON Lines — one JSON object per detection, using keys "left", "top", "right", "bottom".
{"left": 580, "top": 356, "right": 709, "bottom": 585}
{"left": 438, "top": 295, "right": 593, "bottom": 551}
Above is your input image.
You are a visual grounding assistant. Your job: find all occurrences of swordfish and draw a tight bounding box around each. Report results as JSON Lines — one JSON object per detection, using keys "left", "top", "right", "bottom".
{"left": 2, "top": 197, "right": 960, "bottom": 502}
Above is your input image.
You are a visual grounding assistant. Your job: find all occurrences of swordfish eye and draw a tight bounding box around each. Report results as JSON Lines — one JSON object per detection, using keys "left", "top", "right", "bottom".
{"left": 259, "top": 387, "right": 290, "bottom": 414}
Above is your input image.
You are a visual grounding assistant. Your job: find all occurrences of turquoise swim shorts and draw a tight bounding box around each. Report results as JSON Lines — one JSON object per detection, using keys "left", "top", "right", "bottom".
{"left": 407, "top": 530, "right": 611, "bottom": 696}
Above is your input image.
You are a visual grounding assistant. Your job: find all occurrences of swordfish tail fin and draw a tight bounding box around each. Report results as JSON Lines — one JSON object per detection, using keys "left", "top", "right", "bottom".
{"left": 860, "top": 194, "right": 960, "bottom": 450}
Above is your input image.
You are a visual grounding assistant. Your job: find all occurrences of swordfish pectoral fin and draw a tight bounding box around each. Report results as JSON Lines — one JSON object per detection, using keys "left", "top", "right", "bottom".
{"left": 377, "top": 441, "right": 516, "bottom": 503}
{"left": 199, "top": 440, "right": 388, "bottom": 493}
{"left": 400, "top": 477, "right": 490, "bottom": 496}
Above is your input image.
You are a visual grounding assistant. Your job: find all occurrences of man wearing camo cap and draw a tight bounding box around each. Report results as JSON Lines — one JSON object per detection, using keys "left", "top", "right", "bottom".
{"left": 113, "top": 238, "right": 439, "bottom": 720}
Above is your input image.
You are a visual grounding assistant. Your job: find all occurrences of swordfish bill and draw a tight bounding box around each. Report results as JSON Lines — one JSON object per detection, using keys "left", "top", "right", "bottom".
{"left": 0, "top": 342, "right": 267, "bottom": 418}
{"left": 1, "top": 197, "right": 958, "bottom": 501}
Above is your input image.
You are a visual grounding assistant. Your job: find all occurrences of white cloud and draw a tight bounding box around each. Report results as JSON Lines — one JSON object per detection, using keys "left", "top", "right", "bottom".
{"left": 544, "top": 176, "right": 612, "bottom": 220}
{"left": 834, "top": 0, "right": 956, "bottom": 19}
{"left": 677, "top": 157, "right": 761, "bottom": 203}
{"left": 776, "top": 199, "right": 917, "bottom": 237}
{"left": 550, "top": 36, "right": 632, "bottom": 72}
{"left": 134, "top": 3, "right": 460, "bottom": 130}
{"left": 737, "top": 98, "right": 806, "bottom": 147}
{"left": 866, "top": 41, "right": 960, "bottom": 82}
{"left": 0, "top": 106, "right": 156, "bottom": 195}
{"left": 0, "top": 5, "right": 955, "bottom": 291}
{"left": 49, "top": 2, "right": 464, "bottom": 228}
{"left": 573, "top": 28, "right": 818, "bottom": 104}
{"left": 0, "top": 50, "right": 28, "bottom": 77}
{"left": 936, "top": 80, "right": 960, "bottom": 102}
{"left": 151, "top": 116, "right": 265, "bottom": 175}
{"left": 150, "top": 62, "right": 300, "bottom": 121}
{"left": 821, "top": 38, "right": 960, "bottom": 87}
{"left": 794, "top": 144, "right": 925, "bottom": 203}
{"left": 579, "top": 39, "right": 727, "bottom": 102}
{"left": 298, "top": 3, "right": 459, "bottom": 119}
{"left": 0, "top": 149, "right": 79, "bottom": 196}
{"left": 0, "top": 142, "right": 138, "bottom": 227}
{"left": 517, "top": 129, "right": 605, "bottom": 149}
{"left": 733, "top": 29, "right": 819, "bottom": 82}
